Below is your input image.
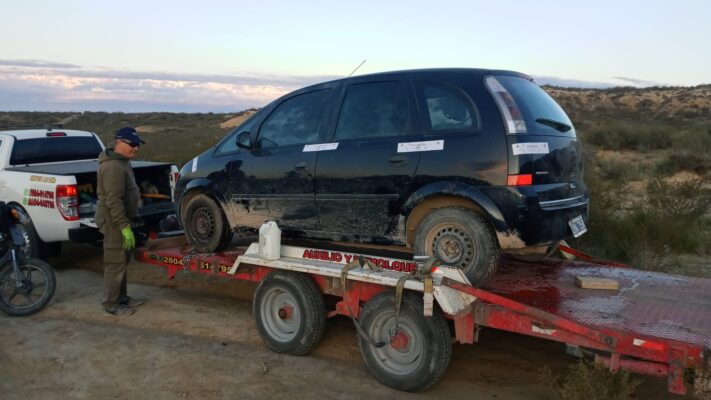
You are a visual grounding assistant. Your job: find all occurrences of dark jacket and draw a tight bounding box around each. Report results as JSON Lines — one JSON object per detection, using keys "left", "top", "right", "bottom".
{"left": 95, "top": 148, "right": 140, "bottom": 246}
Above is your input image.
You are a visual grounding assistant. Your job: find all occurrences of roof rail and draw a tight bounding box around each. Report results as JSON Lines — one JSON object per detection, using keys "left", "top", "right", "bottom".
{"left": 0, "top": 124, "right": 64, "bottom": 131}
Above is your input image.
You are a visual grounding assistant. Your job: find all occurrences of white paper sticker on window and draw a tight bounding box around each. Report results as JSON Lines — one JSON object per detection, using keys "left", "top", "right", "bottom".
{"left": 191, "top": 157, "right": 198, "bottom": 173}
{"left": 397, "top": 140, "right": 444, "bottom": 153}
{"left": 512, "top": 142, "right": 549, "bottom": 155}
{"left": 303, "top": 143, "right": 339, "bottom": 152}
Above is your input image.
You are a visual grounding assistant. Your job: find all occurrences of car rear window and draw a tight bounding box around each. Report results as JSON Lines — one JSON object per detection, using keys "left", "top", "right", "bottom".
{"left": 492, "top": 75, "right": 574, "bottom": 136}
{"left": 10, "top": 136, "right": 103, "bottom": 165}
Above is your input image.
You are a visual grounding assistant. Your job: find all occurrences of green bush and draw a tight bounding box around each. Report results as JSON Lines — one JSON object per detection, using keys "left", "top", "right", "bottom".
{"left": 540, "top": 361, "right": 641, "bottom": 400}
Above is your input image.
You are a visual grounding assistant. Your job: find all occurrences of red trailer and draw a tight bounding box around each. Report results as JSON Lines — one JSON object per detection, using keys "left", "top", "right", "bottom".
{"left": 136, "top": 236, "right": 711, "bottom": 395}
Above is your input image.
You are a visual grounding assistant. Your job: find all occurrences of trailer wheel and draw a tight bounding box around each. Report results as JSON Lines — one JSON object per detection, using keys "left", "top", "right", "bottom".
{"left": 358, "top": 291, "right": 452, "bottom": 392}
{"left": 414, "top": 207, "right": 499, "bottom": 286}
{"left": 253, "top": 271, "right": 326, "bottom": 356}
{"left": 182, "top": 194, "right": 232, "bottom": 253}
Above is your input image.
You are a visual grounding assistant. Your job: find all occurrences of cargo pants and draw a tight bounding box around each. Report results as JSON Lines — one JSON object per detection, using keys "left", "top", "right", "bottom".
{"left": 99, "top": 221, "right": 131, "bottom": 312}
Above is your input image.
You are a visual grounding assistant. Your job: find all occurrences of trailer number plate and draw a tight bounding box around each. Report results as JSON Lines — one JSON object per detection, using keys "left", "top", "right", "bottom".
{"left": 569, "top": 215, "right": 587, "bottom": 238}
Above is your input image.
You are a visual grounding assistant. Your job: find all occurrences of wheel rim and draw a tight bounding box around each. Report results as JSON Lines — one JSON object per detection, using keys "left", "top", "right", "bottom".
{"left": 368, "top": 310, "right": 425, "bottom": 376}
{"left": 424, "top": 221, "right": 480, "bottom": 270}
{"left": 191, "top": 206, "right": 215, "bottom": 243}
{"left": 260, "top": 286, "right": 301, "bottom": 343}
{"left": 0, "top": 264, "right": 50, "bottom": 309}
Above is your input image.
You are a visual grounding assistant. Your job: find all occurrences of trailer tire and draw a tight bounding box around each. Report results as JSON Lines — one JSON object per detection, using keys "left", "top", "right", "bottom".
{"left": 253, "top": 271, "right": 326, "bottom": 356}
{"left": 414, "top": 207, "right": 499, "bottom": 286}
{"left": 358, "top": 291, "right": 452, "bottom": 392}
{"left": 182, "top": 194, "right": 231, "bottom": 253}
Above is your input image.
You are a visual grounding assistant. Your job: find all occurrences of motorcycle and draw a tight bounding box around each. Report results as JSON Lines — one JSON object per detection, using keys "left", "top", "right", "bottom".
{"left": 0, "top": 201, "right": 56, "bottom": 316}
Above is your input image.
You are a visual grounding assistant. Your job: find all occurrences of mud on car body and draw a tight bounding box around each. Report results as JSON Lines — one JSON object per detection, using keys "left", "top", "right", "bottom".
{"left": 175, "top": 68, "right": 589, "bottom": 284}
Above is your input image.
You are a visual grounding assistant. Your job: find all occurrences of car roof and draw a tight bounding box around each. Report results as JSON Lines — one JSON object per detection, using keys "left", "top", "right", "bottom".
{"left": 0, "top": 128, "right": 96, "bottom": 140}
{"left": 293, "top": 67, "right": 532, "bottom": 95}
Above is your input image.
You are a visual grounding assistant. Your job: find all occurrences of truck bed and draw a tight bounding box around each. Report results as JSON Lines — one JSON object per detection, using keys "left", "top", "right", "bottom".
{"left": 5, "top": 160, "right": 172, "bottom": 175}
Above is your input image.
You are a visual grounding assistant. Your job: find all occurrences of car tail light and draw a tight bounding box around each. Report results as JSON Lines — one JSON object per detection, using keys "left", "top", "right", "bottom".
{"left": 46, "top": 132, "right": 67, "bottom": 137}
{"left": 56, "top": 184, "right": 79, "bottom": 221}
{"left": 485, "top": 76, "right": 527, "bottom": 134}
{"left": 507, "top": 174, "right": 533, "bottom": 186}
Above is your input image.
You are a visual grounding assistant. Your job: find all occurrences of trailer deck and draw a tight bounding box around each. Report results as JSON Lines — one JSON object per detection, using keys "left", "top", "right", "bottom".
{"left": 136, "top": 236, "right": 711, "bottom": 395}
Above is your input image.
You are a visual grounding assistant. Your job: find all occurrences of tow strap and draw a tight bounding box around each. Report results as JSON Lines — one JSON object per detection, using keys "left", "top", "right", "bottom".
{"left": 339, "top": 255, "right": 438, "bottom": 348}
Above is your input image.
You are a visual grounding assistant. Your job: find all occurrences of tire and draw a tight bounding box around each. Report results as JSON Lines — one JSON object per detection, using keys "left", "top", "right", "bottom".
{"left": 413, "top": 207, "right": 499, "bottom": 286}
{"left": 358, "top": 291, "right": 452, "bottom": 392}
{"left": 253, "top": 271, "right": 326, "bottom": 355}
{"left": 0, "top": 258, "right": 56, "bottom": 316}
{"left": 14, "top": 220, "right": 39, "bottom": 260}
{"left": 182, "top": 194, "right": 232, "bottom": 253}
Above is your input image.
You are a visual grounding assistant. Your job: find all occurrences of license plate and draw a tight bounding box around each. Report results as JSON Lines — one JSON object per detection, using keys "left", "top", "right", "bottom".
{"left": 568, "top": 215, "right": 587, "bottom": 238}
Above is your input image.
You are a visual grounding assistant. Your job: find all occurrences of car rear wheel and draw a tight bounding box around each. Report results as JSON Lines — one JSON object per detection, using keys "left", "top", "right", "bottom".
{"left": 413, "top": 207, "right": 499, "bottom": 286}
{"left": 182, "top": 194, "right": 232, "bottom": 253}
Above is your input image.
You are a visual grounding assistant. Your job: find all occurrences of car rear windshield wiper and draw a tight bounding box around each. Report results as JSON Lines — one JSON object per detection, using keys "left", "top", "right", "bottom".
{"left": 535, "top": 118, "right": 572, "bottom": 132}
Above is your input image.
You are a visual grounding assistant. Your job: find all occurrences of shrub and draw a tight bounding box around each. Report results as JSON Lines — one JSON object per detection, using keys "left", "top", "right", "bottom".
{"left": 540, "top": 361, "right": 641, "bottom": 400}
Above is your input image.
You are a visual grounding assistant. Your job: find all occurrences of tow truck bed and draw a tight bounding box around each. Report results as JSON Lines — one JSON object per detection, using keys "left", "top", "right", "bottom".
{"left": 136, "top": 237, "right": 711, "bottom": 395}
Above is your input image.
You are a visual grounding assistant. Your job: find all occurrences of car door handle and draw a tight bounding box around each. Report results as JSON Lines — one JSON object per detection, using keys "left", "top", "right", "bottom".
{"left": 389, "top": 156, "right": 407, "bottom": 165}
{"left": 294, "top": 161, "right": 309, "bottom": 169}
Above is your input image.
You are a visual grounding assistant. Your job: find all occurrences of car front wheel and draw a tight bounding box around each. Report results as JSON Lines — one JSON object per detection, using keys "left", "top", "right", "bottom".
{"left": 413, "top": 207, "right": 499, "bottom": 286}
{"left": 182, "top": 194, "right": 232, "bottom": 253}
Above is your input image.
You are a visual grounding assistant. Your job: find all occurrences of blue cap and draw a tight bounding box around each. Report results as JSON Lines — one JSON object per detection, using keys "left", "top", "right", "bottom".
{"left": 114, "top": 126, "right": 145, "bottom": 145}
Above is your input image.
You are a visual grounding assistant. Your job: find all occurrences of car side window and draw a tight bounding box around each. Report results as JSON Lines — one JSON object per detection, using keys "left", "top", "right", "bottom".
{"left": 258, "top": 89, "right": 331, "bottom": 148}
{"left": 215, "top": 132, "right": 239, "bottom": 155}
{"left": 335, "top": 81, "right": 410, "bottom": 140}
{"left": 421, "top": 84, "right": 476, "bottom": 131}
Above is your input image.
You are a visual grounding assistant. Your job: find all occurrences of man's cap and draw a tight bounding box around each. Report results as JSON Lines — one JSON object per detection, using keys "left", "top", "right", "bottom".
{"left": 114, "top": 127, "right": 145, "bottom": 145}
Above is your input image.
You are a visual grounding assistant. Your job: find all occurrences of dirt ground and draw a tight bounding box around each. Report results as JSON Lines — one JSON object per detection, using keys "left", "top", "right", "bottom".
{"left": 0, "top": 244, "right": 676, "bottom": 399}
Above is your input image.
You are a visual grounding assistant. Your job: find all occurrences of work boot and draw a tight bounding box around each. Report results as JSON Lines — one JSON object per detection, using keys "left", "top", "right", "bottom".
{"left": 119, "top": 296, "right": 144, "bottom": 307}
{"left": 104, "top": 305, "right": 134, "bottom": 317}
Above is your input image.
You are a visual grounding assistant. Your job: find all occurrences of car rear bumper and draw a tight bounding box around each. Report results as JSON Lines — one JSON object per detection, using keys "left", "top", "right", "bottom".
{"left": 481, "top": 186, "right": 589, "bottom": 249}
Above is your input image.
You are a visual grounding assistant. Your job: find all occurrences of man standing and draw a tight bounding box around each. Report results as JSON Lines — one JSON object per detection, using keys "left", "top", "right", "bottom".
{"left": 95, "top": 127, "right": 145, "bottom": 317}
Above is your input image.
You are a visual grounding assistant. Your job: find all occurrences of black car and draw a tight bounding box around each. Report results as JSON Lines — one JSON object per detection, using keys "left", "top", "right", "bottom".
{"left": 176, "top": 68, "right": 588, "bottom": 284}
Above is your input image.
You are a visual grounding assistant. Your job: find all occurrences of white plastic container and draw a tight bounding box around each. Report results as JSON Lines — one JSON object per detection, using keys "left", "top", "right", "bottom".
{"left": 258, "top": 221, "right": 281, "bottom": 260}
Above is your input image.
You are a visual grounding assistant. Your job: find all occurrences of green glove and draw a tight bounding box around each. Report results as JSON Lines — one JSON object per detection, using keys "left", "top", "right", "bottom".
{"left": 121, "top": 227, "right": 135, "bottom": 250}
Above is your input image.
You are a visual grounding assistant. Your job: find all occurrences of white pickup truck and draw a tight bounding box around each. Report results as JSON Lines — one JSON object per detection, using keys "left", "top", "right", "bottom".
{"left": 0, "top": 125, "right": 178, "bottom": 258}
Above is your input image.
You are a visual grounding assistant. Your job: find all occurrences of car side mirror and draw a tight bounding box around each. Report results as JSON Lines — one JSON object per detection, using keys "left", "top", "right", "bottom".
{"left": 236, "top": 131, "right": 252, "bottom": 150}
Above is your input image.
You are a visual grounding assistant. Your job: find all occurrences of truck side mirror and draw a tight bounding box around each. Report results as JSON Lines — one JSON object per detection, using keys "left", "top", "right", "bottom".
{"left": 236, "top": 131, "right": 252, "bottom": 150}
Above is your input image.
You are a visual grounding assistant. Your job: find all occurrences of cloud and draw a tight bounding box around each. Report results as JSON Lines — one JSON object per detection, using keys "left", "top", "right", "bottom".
{"left": 0, "top": 59, "right": 81, "bottom": 69}
{"left": 0, "top": 59, "right": 342, "bottom": 112}
{"left": 0, "top": 59, "right": 672, "bottom": 112}
{"left": 611, "top": 76, "right": 666, "bottom": 87}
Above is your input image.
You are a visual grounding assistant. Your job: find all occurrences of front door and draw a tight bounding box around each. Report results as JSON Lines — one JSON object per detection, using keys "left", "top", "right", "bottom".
{"left": 315, "top": 77, "right": 421, "bottom": 237}
{"left": 229, "top": 86, "right": 336, "bottom": 230}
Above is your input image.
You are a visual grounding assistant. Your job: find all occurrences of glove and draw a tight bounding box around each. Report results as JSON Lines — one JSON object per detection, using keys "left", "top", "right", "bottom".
{"left": 121, "top": 227, "right": 135, "bottom": 251}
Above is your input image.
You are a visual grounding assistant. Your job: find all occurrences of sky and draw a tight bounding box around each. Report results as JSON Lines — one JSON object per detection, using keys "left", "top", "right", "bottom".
{"left": 0, "top": 0, "right": 709, "bottom": 112}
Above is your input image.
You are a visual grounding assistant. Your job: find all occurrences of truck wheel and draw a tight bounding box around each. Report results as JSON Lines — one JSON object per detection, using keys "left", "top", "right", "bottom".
{"left": 253, "top": 271, "right": 326, "bottom": 356}
{"left": 414, "top": 207, "right": 499, "bottom": 286}
{"left": 358, "top": 291, "right": 452, "bottom": 392}
{"left": 182, "top": 194, "right": 231, "bottom": 253}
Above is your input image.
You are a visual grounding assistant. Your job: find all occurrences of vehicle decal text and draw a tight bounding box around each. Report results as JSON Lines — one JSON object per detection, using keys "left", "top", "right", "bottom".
{"left": 397, "top": 140, "right": 444, "bottom": 153}
{"left": 303, "top": 143, "right": 339, "bottom": 152}
{"left": 300, "top": 249, "right": 416, "bottom": 273}
{"left": 29, "top": 175, "right": 56, "bottom": 184}
{"left": 22, "top": 188, "right": 55, "bottom": 209}
{"left": 512, "top": 142, "right": 549, "bottom": 155}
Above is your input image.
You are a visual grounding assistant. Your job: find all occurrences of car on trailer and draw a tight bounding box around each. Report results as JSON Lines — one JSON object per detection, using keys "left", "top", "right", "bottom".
{"left": 175, "top": 68, "right": 589, "bottom": 284}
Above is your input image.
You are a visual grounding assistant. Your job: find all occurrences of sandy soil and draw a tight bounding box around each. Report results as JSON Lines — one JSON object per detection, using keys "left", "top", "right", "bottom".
{"left": 0, "top": 244, "right": 672, "bottom": 399}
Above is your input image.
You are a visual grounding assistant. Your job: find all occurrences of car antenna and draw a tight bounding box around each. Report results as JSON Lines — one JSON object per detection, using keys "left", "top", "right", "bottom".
{"left": 348, "top": 59, "right": 367, "bottom": 77}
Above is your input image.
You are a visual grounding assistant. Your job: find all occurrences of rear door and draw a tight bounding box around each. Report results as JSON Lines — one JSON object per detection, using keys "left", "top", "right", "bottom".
{"left": 227, "top": 86, "right": 337, "bottom": 230}
{"left": 314, "top": 75, "right": 421, "bottom": 236}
